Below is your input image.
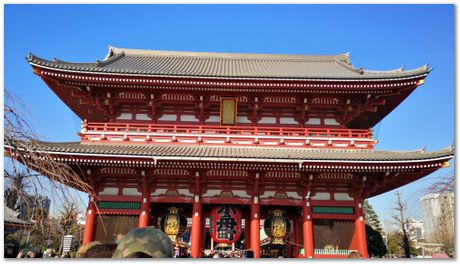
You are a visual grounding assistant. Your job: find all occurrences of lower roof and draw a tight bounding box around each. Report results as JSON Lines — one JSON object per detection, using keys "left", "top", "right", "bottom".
{"left": 4, "top": 206, "right": 33, "bottom": 226}
{"left": 14, "top": 141, "right": 454, "bottom": 164}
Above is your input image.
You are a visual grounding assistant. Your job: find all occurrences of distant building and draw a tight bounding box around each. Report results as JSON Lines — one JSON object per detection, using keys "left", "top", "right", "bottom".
{"left": 408, "top": 219, "right": 424, "bottom": 241}
{"left": 19, "top": 195, "right": 51, "bottom": 220}
{"left": 420, "top": 192, "right": 454, "bottom": 242}
{"left": 4, "top": 205, "right": 34, "bottom": 235}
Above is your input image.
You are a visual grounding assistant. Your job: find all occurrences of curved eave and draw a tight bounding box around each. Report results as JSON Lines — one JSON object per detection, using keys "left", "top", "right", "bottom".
{"left": 27, "top": 53, "right": 431, "bottom": 82}
{"left": 5, "top": 142, "right": 454, "bottom": 164}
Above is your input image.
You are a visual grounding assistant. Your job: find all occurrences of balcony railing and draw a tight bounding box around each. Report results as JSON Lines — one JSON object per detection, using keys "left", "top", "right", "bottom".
{"left": 80, "top": 122, "right": 376, "bottom": 149}
{"left": 314, "top": 249, "right": 357, "bottom": 256}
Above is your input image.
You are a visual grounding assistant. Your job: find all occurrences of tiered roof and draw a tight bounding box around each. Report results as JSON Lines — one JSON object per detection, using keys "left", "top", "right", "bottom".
{"left": 28, "top": 46, "right": 430, "bottom": 80}
{"left": 23, "top": 141, "right": 453, "bottom": 163}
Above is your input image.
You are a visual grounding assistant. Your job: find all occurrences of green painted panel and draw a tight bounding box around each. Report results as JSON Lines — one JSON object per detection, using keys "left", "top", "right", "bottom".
{"left": 97, "top": 201, "right": 141, "bottom": 210}
{"left": 312, "top": 206, "right": 354, "bottom": 215}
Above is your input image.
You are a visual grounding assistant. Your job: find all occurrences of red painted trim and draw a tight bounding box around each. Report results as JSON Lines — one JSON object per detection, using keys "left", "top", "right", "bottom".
{"left": 150, "top": 196, "right": 193, "bottom": 203}
{"left": 96, "top": 209, "right": 141, "bottom": 215}
{"left": 311, "top": 214, "right": 356, "bottom": 220}
{"left": 98, "top": 195, "right": 143, "bottom": 202}
{"left": 310, "top": 200, "right": 355, "bottom": 207}
{"left": 201, "top": 197, "right": 250, "bottom": 204}
{"left": 260, "top": 199, "right": 302, "bottom": 206}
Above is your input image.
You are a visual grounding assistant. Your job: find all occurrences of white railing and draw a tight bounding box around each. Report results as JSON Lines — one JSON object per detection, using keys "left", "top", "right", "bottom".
{"left": 314, "top": 249, "right": 357, "bottom": 255}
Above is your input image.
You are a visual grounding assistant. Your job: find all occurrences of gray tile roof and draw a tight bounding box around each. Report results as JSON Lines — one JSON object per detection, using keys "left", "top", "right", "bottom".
{"left": 29, "top": 142, "right": 453, "bottom": 163}
{"left": 27, "top": 46, "right": 430, "bottom": 80}
{"left": 4, "top": 205, "right": 33, "bottom": 226}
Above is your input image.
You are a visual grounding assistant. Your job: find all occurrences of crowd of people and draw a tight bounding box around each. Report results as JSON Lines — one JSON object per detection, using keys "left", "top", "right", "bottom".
{"left": 203, "top": 250, "right": 254, "bottom": 258}
{"left": 11, "top": 226, "right": 259, "bottom": 258}
{"left": 14, "top": 226, "right": 174, "bottom": 258}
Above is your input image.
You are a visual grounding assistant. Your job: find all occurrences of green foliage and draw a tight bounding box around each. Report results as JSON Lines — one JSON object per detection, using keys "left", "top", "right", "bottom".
{"left": 365, "top": 224, "right": 387, "bottom": 257}
{"left": 386, "top": 231, "right": 417, "bottom": 257}
{"left": 363, "top": 200, "right": 383, "bottom": 232}
{"left": 5, "top": 234, "right": 20, "bottom": 248}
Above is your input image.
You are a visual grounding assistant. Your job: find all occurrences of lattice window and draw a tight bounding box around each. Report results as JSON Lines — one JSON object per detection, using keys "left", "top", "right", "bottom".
{"left": 118, "top": 92, "right": 146, "bottom": 100}
{"left": 161, "top": 93, "right": 194, "bottom": 101}
{"left": 94, "top": 215, "right": 139, "bottom": 244}
{"left": 100, "top": 167, "right": 137, "bottom": 175}
{"left": 313, "top": 219, "right": 354, "bottom": 250}
{"left": 318, "top": 173, "right": 354, "bottom": 180}
{"left": 206, "top": 170, "right": 248, "bottom": 177}
{"left": 311, "top": 97, "right": 339, "bottom": 105}
{"left": 263, "top": 96, "right": 296, "bottom": 104}
{"left": 154, "top": 169, "right": 190, "bottom": 176}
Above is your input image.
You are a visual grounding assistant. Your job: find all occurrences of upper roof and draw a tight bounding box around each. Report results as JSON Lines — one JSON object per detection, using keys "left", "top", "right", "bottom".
{"left": 27, "top": 46, "right": 430, "bottom": 81}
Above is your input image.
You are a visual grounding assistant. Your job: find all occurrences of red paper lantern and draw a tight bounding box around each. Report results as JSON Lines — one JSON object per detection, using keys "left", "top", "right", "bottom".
{"left": 210, "top": 205, "right": 242, "bottom": 245}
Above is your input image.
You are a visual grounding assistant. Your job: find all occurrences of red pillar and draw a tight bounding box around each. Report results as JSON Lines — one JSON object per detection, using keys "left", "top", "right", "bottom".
{"left": 250, "top": 173, "right": 260, "bottom": 258}
{"left": 191, "top": 200, "right": 202, "bottom": 258}
{"left": 190, "top": 171, "right": 202, "bottom": 258}
{"left": 293, "top": 218, "right": 300, "bottom": 258}
{"left": 82, "top": 199, "right": 96, "bottom": 245}
{"left": 302, "top": 199, "right": 314, "bottom": 258}
{"left": 244, "top": 218, "right": 251, "bottom": 250}
{"left": 250, "top": 201, "right": 260, "bottom": 258}
{"left": 138, "top": 177, "right": 150, "bottom": 227}
{"left": 355, "top": 200, "right": 369, "bottom": 258}
{"left": 138, "top": 198, "right": 150, "bottom": 227}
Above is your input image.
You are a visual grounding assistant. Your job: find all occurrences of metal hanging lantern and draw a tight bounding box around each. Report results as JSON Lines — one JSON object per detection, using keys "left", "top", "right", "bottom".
{"left": 210, "top": 205, "right": 242, "bottom": 246}
{"left": 264, "top": 209, "right": 291, "bottom": 245}
{"left": 160, "top": 207, "right": 187, "bottom": 242}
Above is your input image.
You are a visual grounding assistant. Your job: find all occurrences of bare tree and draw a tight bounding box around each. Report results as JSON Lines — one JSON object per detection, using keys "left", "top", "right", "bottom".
{"left": 4, "top": 89, "right": 95, "bottom": 250}
{"left": 426, "top": 172, "right": 454, "bottom": 194}
{"left": 4, "top": 89, "right": 94, "bottom": 196}
{"left": 392, "top": 191, "right": 412, "bottom": 258}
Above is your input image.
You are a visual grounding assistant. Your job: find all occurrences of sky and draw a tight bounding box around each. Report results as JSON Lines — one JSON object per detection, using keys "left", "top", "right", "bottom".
{"left": 4, "top": 4, "right": 454, "bottom": 224}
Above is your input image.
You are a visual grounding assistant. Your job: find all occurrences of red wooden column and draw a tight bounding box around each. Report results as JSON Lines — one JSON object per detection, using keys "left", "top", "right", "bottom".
{"left": 302, "top": 197, "right": 314, "bottom": 258}
{"left": 82, "top": 196, "right": 97, "bottom": 245}
{"left": 190, "top": 171, "right": 202, "bottom": 258}
{"left": 355, "top": 199, "right": 369, "bottom": 258}
{"left": 244, "top": 218, "right": 251, "bottom": 250}
{"left": 138, "top": 172, "right": 150, "bottom": 227}
{"left": 292, "top": 218, "right": 300, "bottom": 258}
{"left": 82, "top": 178, "right": 98, "bottom": 245}
{"left": 250, "top": 173, "right": 260, "bottom": 258}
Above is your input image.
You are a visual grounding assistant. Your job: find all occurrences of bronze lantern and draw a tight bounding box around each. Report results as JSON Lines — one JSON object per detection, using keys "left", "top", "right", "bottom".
{"left": 160, "top": 207, "right": 187, "bottom": 242}
{"left": 263, "top": 209, "right": 291, "bottom": 245}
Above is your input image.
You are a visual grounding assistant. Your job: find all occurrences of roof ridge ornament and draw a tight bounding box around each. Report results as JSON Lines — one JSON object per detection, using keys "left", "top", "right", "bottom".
{"left": 104, "top": 45, "right": 116, "bottom": 61}
{"left": 26, "top": 52, "right": 34, "bottom": 62}
{"left": 339, "top": 52, "right": 351, "bottom": 64}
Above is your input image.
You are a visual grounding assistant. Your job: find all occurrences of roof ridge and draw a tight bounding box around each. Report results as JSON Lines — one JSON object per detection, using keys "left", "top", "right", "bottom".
{"left": 108, "top": 46, "right": 347, "bottom": 61}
